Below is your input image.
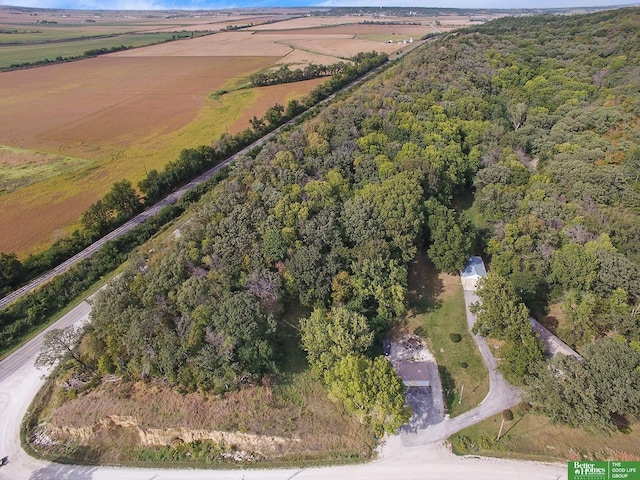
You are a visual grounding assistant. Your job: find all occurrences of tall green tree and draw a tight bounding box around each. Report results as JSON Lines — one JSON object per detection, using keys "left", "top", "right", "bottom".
{"left": 300, "top": 306, "right": 374, "bottom": 374}
{"left": 529, "top": 337, "right": 640, "bottom": 431}
{"left": 81, "top": 199, "right": 112, "bottom": 236}
{"left": 0, "top": 252, "right": 23, "bottom": 294}
{"left": 425, "top": 198, "right": 473, "bottom": 274}
{"left": 103, "top": 179, "right": 142, "bottom": 220}
{"left": 325, "top": 354, "right": 410, "bottom": 436}
{"left": 35, "top": 326, "right": 87, "bottom": 371}
{"left": 471, "top": 274, "right": 530, "bottom": 339}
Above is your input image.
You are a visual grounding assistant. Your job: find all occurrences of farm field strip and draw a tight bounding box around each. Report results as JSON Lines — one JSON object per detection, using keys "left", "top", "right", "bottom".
{"left": 0, "top": 32, "right": 185, "bottom": 68}
{"left": 253, "top": 24, "right": 437, "bottom": 37}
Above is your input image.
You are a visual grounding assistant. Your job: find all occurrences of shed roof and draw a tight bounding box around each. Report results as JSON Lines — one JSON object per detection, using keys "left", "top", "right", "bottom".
{"left": 461, "top": 256, "right": 487, "bottom": 278}
{"left": 395, "top": 362, "right": 430, "bottom": 387}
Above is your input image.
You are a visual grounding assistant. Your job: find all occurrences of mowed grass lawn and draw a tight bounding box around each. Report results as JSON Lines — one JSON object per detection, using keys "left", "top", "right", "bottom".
{"left": 405, "top": 250, "right": 488, "bottom": 417}
{"left": 450, "top": 408, "right": 640, "bottom": 462}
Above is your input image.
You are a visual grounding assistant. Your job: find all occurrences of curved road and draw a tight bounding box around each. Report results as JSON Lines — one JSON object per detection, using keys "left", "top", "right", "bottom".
{"left": 399, "top": 290, "right": 521, "bottom": 446}
{"left": 0, "top": 287, "right": 565, "bottom": 480}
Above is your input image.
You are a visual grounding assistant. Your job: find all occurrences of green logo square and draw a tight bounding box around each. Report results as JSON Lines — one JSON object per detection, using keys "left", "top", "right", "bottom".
{"left": 569, "top": 461, "right": 640, "bottom": 480}
{"left": 569, "top": 462, "right": 608, "bottom": 480}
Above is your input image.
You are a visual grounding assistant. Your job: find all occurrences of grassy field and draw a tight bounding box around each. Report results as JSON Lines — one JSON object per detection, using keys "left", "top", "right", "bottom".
{"left": 450, "top": 407, "right": 640, "bottom": 462}
{"left": 0, "top": 32, "right": 186, "bottom": 68}
{"left": 0, "top": 146, "right": 92, "bottom": 194}
{"left": 405, "top": 251, "right": 489, "bottom": 417}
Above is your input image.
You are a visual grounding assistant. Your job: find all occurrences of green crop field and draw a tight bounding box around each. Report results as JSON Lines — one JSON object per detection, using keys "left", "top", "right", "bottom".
{"left": 0, "top": 32, "right": 191, "bottom": 68}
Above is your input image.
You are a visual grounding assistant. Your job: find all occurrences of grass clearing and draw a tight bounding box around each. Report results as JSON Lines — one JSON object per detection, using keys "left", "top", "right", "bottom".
{"left": 539, "top": 301, "right": 567, "bottom": 337}
{"left": 0, "top": 145, "right": 93, "bottom": 194}
{"left": 450, "top": 407, "right": 640, "bottom": 462}
{"left": 405, "top": 250, "right": 488, "bottom": 417}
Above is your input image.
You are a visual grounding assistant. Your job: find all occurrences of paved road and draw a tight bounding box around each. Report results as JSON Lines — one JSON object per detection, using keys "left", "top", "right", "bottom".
{"left": 0, "top": 287, "right": 566, "bottom": 479}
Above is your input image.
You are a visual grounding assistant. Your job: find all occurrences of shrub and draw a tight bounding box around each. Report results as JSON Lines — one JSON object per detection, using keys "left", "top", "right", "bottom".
{"left": 449, "top": 333, "right": 462, "bottom": 343}
{"left": 459, "top": 361, "right": 469, "bottom": 369}
{"left": 502, "top": 409, "right": 514, "bottom": 421}
{"left": 516, "top": 401, "right": 531, "bottom": 415}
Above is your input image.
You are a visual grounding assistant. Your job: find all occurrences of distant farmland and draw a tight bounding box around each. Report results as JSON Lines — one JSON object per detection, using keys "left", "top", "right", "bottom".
{"left": 0, "top": 7, "right": 481, "bottom": 256}
{"left": 0, "top": 54, "right": 316, "bottom": 255}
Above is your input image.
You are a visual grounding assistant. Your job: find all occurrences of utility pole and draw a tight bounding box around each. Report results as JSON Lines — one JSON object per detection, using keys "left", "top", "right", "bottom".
{"left": 459, "top": 384, "right": 464, "bottom": 404}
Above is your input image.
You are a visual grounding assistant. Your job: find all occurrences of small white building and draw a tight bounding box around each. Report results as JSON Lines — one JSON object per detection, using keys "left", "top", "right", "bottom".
{"left": 461, "top": 256, "right": 487, "bottom": 291}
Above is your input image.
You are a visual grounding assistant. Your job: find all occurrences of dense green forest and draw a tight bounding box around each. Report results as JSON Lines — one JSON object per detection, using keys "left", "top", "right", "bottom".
{"left": 44, "top": 7, "right": 640, "bottom": 441}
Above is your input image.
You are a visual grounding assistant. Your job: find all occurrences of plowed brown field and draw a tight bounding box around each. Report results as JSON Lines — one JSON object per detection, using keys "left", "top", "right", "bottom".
{"left": 0, "top": 52, "right": 312, "bottom": 255}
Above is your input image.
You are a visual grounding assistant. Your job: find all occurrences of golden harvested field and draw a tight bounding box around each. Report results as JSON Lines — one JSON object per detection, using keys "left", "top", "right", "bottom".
{"left": 265, "top": 24, "right": 438, "bottom": 37}
{"left": 273, "top": 35, "right": 404, "bottom": 59}
{"left": 248, "top": 15, "right": 435, "bottom": 30}
{"left": 111, "top": 31, "right": 292, "bottom": 57}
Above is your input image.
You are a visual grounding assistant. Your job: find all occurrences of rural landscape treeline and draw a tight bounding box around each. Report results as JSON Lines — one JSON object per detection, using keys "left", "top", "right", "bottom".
{"left": 0, "top": 51, "right": 388, "bottom": 354}
{"left": 8, "top": 6, "right": 640, "bottom": 465}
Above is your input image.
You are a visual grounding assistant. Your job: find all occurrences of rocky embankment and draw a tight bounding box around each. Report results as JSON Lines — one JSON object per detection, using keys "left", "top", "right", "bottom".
{"left": 45, "top": 415, "right": 299, "bottom": 456}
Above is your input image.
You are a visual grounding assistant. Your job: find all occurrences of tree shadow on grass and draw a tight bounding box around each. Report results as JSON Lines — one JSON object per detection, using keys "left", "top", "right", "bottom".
{"left": 438, "top": 365, "right": 456, "bottom": 413}
{"left": 407, "top": 250, "right": 444, "bottom": 315}
{"left": 493, "top": 413, "right": 526, "bottom": 445}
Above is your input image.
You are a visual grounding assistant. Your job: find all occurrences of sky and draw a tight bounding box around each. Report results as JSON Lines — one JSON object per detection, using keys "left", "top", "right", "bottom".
{"left": 2, "top": 0, "right": 639, "bottom": 10}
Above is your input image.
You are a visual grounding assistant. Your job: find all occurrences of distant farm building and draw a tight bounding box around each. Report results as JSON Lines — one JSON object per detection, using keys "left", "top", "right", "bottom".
{"left": 461, "top": 256, "right": 487, "bottom": 291}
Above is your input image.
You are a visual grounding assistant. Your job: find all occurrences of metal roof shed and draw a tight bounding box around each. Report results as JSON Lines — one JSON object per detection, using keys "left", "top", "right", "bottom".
{"left": 395, "top": 362, "right": 430, "bottom": 388}
{"left": 460, "top": 255, "right": 487, "bottom": 292}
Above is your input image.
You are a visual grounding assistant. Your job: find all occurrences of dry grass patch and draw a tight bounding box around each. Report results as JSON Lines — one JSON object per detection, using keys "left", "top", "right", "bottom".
{"left": 539, "top": 302, "right": 566, "bottom": 336}
{"left": 451, "top": 408, "right": 640, "bottom": 462}
{"left": 41, "top": 372, "right": 375, "bottom": 465}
